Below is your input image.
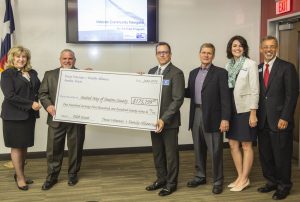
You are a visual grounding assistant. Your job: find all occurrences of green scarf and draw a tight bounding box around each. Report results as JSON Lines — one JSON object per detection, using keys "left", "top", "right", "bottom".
{"left": 227, "top": 56, "right": 246, "bottom": 88}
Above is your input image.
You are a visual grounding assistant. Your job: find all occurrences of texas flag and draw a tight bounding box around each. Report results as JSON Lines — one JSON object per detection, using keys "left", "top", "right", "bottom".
{"left": 0, "top": 0, "right": 15, "bottom": 72}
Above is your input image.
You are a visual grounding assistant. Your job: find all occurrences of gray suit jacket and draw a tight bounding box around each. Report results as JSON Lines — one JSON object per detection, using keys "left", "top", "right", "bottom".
{"left": 148, "top": 63, "right": 185, "bottom": 129}
{"left": 39, "top": 67, "right": 84, "bottom": 128}
{"left": 39, "top": 68, "right": 62, "bottom": 128}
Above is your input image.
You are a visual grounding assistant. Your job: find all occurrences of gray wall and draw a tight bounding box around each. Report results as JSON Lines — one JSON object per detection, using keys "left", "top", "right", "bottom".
{"left": 0, "top": 0, "right": 261, "bottom": 154}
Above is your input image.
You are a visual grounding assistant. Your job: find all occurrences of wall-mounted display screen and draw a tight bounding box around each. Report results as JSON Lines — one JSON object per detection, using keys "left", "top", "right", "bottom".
{"left": 66, "top": 0, "right": 158, "bottom": 43}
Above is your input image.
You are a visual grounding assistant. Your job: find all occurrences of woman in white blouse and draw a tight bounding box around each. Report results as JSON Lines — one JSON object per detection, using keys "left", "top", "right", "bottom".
{"left": 225, "top": 35, "right": 259, "bottom": 192}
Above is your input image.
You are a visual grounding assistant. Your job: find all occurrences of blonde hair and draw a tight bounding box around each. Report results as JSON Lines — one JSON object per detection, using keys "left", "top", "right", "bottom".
{"left": 5, "top": 46, "right": 32, "bottom": 72}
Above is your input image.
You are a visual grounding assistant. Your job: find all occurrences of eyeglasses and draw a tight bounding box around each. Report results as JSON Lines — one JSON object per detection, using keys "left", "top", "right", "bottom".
{"left": 156, "top": 51, "right": 170, "bottom": 55}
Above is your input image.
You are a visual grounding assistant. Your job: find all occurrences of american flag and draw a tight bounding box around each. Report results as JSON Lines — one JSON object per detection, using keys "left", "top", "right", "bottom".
{"left": 0, "top": 0, "right": 15, "bottom": 72}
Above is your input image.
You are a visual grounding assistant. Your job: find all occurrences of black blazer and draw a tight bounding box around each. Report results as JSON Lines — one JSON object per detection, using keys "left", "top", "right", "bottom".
{"left": 185, "top": 65, "right": 231, "bottom": 133}
{"left": 257, "top": 57, "right": 299, "bottom": 132}
{"left": 1, "top": 68, "right": 40, "bottom": 120}
{"left": 148, "top": 63, "right": 185, "bottom": 129}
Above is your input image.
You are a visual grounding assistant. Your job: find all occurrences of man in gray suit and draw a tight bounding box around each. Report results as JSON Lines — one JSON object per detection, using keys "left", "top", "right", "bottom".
{"left": 39, "top": 49, "right": 85, "bottom": 190}
{"left": 145, "top": 42, "right": 185, "bottom": 196}
{"left": 185, "top": 43, "right": 231, "bottom": 194}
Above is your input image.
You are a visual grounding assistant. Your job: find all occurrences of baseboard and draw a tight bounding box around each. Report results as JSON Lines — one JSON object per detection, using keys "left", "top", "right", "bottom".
{"left": 0, "top": 142, "right": 232, "bottom": 161}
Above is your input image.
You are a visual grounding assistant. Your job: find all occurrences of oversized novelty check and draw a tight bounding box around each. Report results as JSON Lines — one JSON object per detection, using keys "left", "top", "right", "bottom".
{"left": 53, "top": 69, "right": 162, "bottom": 131}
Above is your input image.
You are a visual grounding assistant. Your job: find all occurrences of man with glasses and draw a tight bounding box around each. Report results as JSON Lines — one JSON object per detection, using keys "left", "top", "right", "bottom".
{"left": 257, "top": 36, "right": 299, "bottom": 200}
{"left": 145, "top": 42, "right": 185, "bottom": 196}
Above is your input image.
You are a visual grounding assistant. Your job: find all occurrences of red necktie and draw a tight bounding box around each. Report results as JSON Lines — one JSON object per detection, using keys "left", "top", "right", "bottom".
{"left": 264, "top": 63, "right": 269, "bottom": 87}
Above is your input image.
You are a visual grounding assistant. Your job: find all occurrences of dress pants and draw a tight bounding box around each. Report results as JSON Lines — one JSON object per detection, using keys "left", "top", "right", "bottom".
{"left": 258, "top": 125, "right": 293, "bottom": 191}
{"left": 46, "top": 122, "right": 85, "bottom": 180}
{"left": 150, "top": 128, "right": 179, "bottom": 189}
{"left": 192, "top": 107, "right": 223, "bottom": 185}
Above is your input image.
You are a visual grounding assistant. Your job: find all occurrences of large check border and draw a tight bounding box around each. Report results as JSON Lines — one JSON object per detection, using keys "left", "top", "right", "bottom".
{"left": 53, "top": 69, "right": 163, "bottom": 131}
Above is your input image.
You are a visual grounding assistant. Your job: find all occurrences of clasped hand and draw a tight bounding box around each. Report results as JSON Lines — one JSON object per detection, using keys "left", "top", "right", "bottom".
{"left": 31, "top": 101, "right": 42, "bottom": 111}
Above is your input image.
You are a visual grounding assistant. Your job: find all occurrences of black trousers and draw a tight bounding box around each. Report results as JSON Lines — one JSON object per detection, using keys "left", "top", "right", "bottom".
{"left": 46, "top": 122, "right": 85, "bottom": 181}
{"left": 150, "top": 128, "right": 179, "bottom": 189}
{"left": 258, "top": 125, "right": 293, "bottom": 191}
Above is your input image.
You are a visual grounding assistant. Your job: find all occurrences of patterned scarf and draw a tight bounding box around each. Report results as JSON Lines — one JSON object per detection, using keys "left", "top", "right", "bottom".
{"left": 227, "top": 56, "right": 246, "bottom": 88}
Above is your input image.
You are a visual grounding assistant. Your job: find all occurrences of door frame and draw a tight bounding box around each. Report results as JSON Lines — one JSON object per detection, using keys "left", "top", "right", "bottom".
{"left": 267, "top": 12, "right": 300, "bottom": 167}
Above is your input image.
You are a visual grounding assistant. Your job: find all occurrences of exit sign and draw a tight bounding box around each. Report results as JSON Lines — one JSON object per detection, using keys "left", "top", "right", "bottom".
{"left": 276, "top": 0, "right": 291, "bottom": 15}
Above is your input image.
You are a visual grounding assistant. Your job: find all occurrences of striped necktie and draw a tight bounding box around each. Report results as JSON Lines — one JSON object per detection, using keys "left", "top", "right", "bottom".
{"left": 157, "top": 67, "right": 162, "bottom": 75}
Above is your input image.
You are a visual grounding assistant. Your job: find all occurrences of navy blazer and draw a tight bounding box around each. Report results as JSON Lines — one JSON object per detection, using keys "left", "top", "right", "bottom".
{"left": 1, "top": 67, "right": 40, "bottom": 120}
{"left": 257, "top": 57, "right": 299, "bottom": 132}
{"left": 185, "top": 65, "right": 231, "bottom": 133}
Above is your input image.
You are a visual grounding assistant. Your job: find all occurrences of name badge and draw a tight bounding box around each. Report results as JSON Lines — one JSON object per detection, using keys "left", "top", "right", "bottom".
{"left": 163, "top": 79, "right": 170, "bottom": 86}
{"left": 258, "top": 68, "right": 263, "bottom": 72}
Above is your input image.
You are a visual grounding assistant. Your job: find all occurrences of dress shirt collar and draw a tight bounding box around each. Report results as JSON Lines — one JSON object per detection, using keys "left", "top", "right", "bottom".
{"left": 199, "top": 63, "right": 211, "bottom": 71}
{"left": 158, "top": 61, "right": 171, "bottom": 73}
{"left": 264, "top": 56, "right": 276, "bottom": 72}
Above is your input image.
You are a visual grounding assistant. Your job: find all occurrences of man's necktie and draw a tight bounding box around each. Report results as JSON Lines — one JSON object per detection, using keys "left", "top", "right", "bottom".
{"left": 157, "top": 67, "right": 162, "bottom": 75}
{"left": 264, "top": 63, "right": 269, "bottom": 88}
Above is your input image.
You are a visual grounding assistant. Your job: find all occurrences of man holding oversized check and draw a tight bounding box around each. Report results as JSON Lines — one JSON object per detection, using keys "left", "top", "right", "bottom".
{"left": 38, "top": 43, "right": 184, "bottom": 195}
{"left": 39, "top": 49, "right": 86, "bottom": 190}
{"left": 145, "top": 42, "right": 185, "bottom": 196}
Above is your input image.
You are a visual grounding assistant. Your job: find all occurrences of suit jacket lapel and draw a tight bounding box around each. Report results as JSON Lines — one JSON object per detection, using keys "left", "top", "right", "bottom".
{"left": 15, "top": 69, "right": 32, "bottom": 86}
{"left": 55, "top": 68, "right": 61, "bottom": 83}
{"left": 190, "top": 68, "right": 199, "bottom": 98}
{"left": 29, "top": 70, "right": 39, "bottom": 89}
{"left": 149, "top": 66, "right": 158, "bottom": 74}
{"left": 202, "top": 65, "right": 214, "bottom": 91}
{"left": 162, "top": 63, "right": 172, "bottom": 76}
{"left": 266, "top": 57, "right": 280, "bottom": 92}
{"left": 258, "top": 63, "right": 266, "bottom": 93}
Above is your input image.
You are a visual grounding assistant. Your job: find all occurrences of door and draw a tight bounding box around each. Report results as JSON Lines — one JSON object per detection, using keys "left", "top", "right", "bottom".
{"left": 278, "top": 19, "right": 300, "bottom": 166}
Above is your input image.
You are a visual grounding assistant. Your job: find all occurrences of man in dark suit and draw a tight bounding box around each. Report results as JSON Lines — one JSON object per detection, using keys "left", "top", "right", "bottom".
{"left": 145, "top": 42, "right": 185, "bottom": 196}
{"left": 257, "top": 36, "right": 299, "bottom": 200}
{"left": 39, "top": 49, "right": 86, "bottom": 190}
{"left": 185, "top": 43, "right": 231, "bottom": 194}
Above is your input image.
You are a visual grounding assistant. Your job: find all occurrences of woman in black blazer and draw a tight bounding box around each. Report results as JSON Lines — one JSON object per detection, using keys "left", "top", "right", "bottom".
{"left": 1, "top": 46, "right": 41, "bottom": 190}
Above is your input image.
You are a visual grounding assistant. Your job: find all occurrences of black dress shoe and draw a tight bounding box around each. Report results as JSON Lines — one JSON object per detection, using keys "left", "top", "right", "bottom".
{"left": 212, "top": 185, "right": 223, "bottom": 194}
{"left": 13, "top": 174, "right": 29, "bottom": 191}
{"left": 41, "top": 179, "right": 58, "bottom": 190}
{"left": 187, "top": 177, "right": 206, "bottom": 187}
{"left": 272, "top": 189, "right": 289, "bottom": 200}
{"left": 257, "top": 184, "right": 277, "bottom": 193}
{"left": 145, "top": 181, "right": 165, "bottom": 191}
{"left": 68, "top": 175, "right": 78, "bottom": 186}
{"left": 14, "top": 174, "right": 34, "bottom": 184}
{"left": 25, "top": 179, "right": 34, "bottom": 184}
{"left": 158, "top": 187, "right": 176, "bottom": 196}
{"left": 17, "top": 184, "right": 29, "bottom": 191}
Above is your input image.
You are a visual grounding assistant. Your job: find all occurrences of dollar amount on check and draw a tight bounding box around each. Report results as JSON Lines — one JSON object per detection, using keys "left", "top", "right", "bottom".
{"left": 54, "top": 69, "right": 163, "bottom": 131}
